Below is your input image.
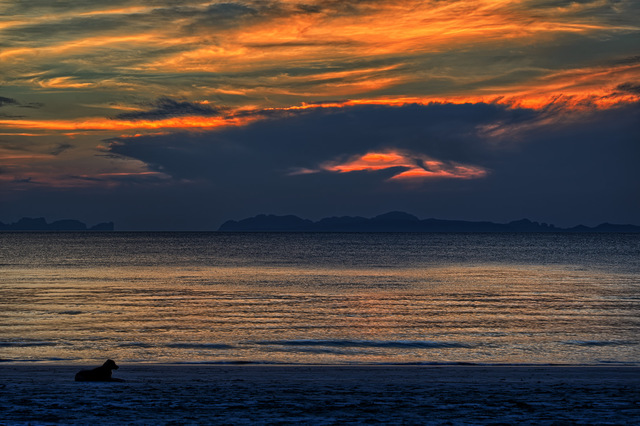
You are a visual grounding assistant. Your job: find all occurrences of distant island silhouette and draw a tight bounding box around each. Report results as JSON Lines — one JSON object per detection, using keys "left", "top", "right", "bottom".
{"left": 219, "top": 211, "right": 640, "bottom": 233}
{"left": 0, "top": 217, "right": 114, "bottom": 231}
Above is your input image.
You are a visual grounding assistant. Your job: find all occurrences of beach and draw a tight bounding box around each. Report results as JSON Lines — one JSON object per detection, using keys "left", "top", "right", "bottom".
{"left": 2, "top": 364, "right": 639, "bottom": 424}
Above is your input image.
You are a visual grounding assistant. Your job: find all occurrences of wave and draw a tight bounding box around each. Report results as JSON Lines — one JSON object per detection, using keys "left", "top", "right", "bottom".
{"left": 170, "top": 360, "right": 286, "bottom": 365}
{"left": 139, "top": 360, "right": 640, "bottom": 366}
{"left": 0, "top": 341, "right": 58, "bottom": 347}
{"left": 0, "top": 357, "right": 78, "bottom": 363}
{"left": 165, "top": 343, "right": 235, "bottom": 350}
{"left": 561, "top": 340, "right": 636, "bottom": 347}
{"left": 597, "top": 360, "right": 639, "bottom": 365}
{"left": 0, "top": 357, "right": 636, "bottom": 366}
{"left": 119, "top": 340, "right": 472, "bottom": 350}
{"left": 118, "top": 342, "right": 235, "bottom": 349}
{"left": 118, "top": 342, "right": 156, "bottom": 348}
{"left": 251, "top": 339, "right": 474, "bottom": 349}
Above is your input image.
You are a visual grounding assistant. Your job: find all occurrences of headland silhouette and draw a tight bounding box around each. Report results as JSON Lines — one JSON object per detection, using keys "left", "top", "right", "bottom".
{"left": 219, "top": 211, "right": 640, "bottom": 233}
{"left": 0, "top": 217, "right": 114, "bottom": 231}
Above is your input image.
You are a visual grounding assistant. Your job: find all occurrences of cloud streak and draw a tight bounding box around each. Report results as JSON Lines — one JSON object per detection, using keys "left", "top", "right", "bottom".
{"left": 114, "top": 97, "right": 227, "bottom": 121}
{"left": 0, "top": 96, "right": 19, "bottom": 107}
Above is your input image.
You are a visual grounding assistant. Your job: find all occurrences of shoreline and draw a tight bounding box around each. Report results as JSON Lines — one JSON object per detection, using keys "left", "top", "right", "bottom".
{"left": 3, "top": 360, "right": 640, "bottom": 366}
{"left": 3, "top": 364, "right": 639, "bottom": 424}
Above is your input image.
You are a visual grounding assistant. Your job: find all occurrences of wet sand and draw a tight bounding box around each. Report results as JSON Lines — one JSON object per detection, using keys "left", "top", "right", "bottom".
{"left": 1, "top": 365, "right": 639, "bottom": 424}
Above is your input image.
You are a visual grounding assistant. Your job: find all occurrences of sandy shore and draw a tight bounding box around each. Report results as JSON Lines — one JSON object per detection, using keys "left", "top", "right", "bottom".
{"left": 1, "top": 364, "right": 639, "bottom": 424}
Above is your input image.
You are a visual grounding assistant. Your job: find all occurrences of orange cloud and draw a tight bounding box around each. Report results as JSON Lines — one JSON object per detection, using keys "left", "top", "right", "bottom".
{"left": 320, "top": 150, "right": 488, "bottom": 181}
{"left": 0, "top": 115, "right": 258, "bottom": 133}
{"left": 136, "top": 0, "right": 635, "bottom": 78}
{"left": 0, "top": 34, "right": 162, "bottom": 60}
{"left": 2, "top": 0, "right": 638, "bottom": 114}
{"left": 0, "top": 81, "right": 636, "bottom": 139}
{"left": 272, "top": 57, "right": 640, "bottom": 112}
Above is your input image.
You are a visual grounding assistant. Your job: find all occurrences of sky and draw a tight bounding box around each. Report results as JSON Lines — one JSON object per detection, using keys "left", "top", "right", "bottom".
{"left": 1, "top": 0, "right": 639, "bottom": 230}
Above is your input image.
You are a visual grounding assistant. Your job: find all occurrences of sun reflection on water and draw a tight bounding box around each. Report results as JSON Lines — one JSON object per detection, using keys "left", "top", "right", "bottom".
{"left": 1, "top": 233, "right": 638, "bottom": 365}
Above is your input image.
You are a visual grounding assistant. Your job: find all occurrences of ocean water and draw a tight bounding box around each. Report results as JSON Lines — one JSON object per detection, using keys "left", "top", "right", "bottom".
{"left": 1, "top": 232, "right": 639, "bottom": 366}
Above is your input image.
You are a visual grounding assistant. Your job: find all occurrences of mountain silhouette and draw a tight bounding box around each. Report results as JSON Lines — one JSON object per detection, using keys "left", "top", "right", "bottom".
{"left": 0, "top": 217, "right": 114, "bottom": 231}
{"left": 219, "top": 212, "right": 640, "bottom": 233}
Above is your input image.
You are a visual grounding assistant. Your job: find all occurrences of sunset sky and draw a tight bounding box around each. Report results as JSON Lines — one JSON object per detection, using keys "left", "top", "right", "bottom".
{"left": 1, "top": 0, "right": 638, "bottom": 230}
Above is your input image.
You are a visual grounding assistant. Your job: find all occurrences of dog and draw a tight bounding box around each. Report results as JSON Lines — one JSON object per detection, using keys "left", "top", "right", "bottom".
{"left": 75, "top": 359, "right": 125, "bottom": 382}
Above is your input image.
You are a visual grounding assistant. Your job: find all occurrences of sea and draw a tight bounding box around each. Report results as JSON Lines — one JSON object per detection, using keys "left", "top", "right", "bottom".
{"left": 1, "top": 232, "right": 639, "bottom": 366}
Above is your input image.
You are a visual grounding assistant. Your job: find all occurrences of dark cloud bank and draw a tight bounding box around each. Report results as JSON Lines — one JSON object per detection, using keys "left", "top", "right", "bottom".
{"left": 5, "top": 101, "right": 639, "bottom": 230}
{"left": 114, "top": 97, "right": 226, "bottom": 121}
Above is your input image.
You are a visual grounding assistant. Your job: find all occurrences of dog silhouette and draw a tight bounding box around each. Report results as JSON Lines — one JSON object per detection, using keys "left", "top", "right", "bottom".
{"left": 75, "top": 359, "right": 125, "bottom": 382}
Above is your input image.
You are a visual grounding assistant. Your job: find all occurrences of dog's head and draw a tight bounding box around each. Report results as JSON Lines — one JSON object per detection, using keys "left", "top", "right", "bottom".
{"left": 103, "top": 359, "right": 119, "bottom": 370}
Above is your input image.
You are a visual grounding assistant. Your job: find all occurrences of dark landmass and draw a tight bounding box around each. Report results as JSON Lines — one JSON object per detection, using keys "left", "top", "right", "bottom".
{"left": 0, "top": 217, "right": 114, "bottom": 231}
{"left": 219, "top": 211, "right": 640, "bottom": 233}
